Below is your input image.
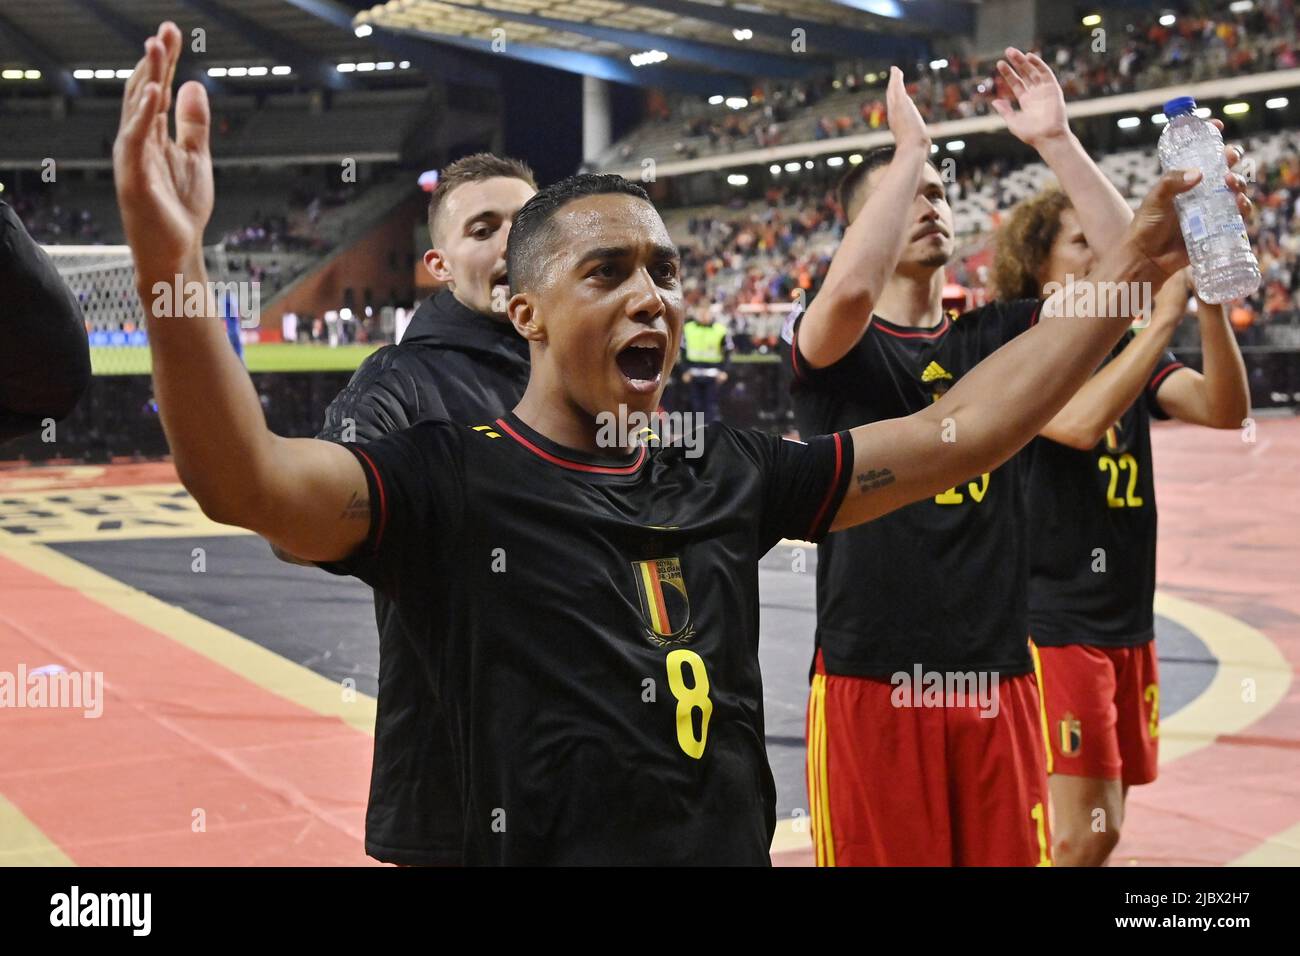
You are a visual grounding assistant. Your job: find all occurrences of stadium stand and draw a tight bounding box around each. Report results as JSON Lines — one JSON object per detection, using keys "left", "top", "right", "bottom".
{"left": 597, "top": 0, "right": 1298, "bottom": 168}
{"left": 0, "top": 87, "right": 432, "bottom": 165}
{"left": 654, "top": 123, "right": 1300, "bottom": 376}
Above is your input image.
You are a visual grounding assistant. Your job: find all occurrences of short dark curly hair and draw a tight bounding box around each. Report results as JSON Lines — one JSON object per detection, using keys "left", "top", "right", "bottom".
{"left": 991, "top": 188, "right": 1073, "bottom": 301}
{"left": 506, "top": 173, "right": 652, "bottom": 294}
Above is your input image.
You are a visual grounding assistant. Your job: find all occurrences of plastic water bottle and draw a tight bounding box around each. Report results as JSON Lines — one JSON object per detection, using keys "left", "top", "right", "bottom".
{"left": 1157, "top": 96, "right": 1260, "bottom": 303}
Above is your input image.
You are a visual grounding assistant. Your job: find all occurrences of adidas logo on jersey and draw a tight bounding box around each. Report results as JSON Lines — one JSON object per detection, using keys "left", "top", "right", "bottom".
{"left": 921, "top": 361, "right": 952, "bottom": 383}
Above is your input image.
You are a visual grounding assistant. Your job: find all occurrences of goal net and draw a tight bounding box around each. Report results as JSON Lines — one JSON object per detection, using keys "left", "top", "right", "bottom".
{"left": 44, "top": 244, "right": 233, "bottom": 374}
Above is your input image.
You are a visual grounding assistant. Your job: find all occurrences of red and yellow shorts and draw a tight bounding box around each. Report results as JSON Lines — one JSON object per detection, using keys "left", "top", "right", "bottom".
{"left": 1033, "top": 640, "right": 1159, "bottom": 787}
{"left": 805, "top": 649, "right": 1052, "bottom": 867}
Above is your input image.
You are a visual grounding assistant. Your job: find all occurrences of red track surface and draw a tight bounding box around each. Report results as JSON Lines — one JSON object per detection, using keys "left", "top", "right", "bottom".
{"left": 0, "top": 554, "right": 375, "bottom": 866}
{"left": 1117, "top": 416, "right": 1300, "bottom": 865}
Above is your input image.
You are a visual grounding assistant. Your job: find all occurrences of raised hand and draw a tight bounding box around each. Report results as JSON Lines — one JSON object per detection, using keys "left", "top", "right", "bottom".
{"left": 1129, "top": 169, "right": 1252, "bottom": 278}
{"left": 113, "top": 22, "right": 213, "bottom": 278}
{"left": 885, "top": 66, "right": 929, "bottom": 153}
{"left": 991, "top": 47, "right": 1069, "bottom": 147}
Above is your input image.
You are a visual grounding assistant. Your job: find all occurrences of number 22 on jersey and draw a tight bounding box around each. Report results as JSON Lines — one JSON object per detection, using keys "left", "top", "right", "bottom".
{"left": 1098, "top": 453, "right": 1143, "bottom": 508}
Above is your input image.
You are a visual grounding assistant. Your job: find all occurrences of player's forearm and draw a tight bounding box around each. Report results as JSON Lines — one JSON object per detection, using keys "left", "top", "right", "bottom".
{"left": 929, "top": 240, "right": 1164, "bottom": 478}
{"left": 800, "top": 144, "right": 927, "bottom": 361}
{"left": 821, "top": 144, "right": 927, "bottom": 309}
{"left": 137, "top": 248, "right": 277, "bottom": 524}
{"left": 1180, "top": 301, "right": 1250, "bottom": 428}
{"left": 1041, "top": 318, "right": 1177, "bottom": 449}
{"left": 1037, "top": 131, "right": 1133, "bottom": 251}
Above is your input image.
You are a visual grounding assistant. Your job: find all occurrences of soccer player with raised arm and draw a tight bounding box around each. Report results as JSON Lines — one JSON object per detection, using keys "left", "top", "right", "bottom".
{"left": 994, "top": 190, "right": 1250, "bottom": 866}
{"left": 114, "top": 25, "right": 1246, "bottom": 865}
{"left": 783, "top": 53, "right": 1249, "bottom": 866}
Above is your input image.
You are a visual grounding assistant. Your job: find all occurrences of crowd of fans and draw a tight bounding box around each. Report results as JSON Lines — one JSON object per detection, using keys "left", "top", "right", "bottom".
{"left": 220, "top": 180, "right": 358, "bottom": 252}
{"left": 1231, "top": 134, "right": 1300, "bottom": 344}
{"left": 222, "top": 253, "right": 303, "bottom": 298}
{"left": 221, "top": 214, "right": 295, "bottom": 252}
{"left": 671, "top": 132, "right": 1300, "bottom": 355}
{"left": 4, "top": 194, "right": 104, "bottom": 244}
{"left": 7, "top": 182, "right": 329, "bottom": 258}
{"left": 218, "top": 185, "right": 341, "bottom": 254}
{"left": 674, "top": 186, "right": 839, "bottom": 352}
{"left": 8, "top": 179, "right": 337, "bottom": 307}
{"left": 624, "top": 0, "right": 1296, "bottom": 161}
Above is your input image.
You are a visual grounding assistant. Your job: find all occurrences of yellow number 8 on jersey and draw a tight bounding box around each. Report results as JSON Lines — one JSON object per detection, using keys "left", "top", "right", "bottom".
{"left": 666, "top": 649, "right": 713, "bottom": 759}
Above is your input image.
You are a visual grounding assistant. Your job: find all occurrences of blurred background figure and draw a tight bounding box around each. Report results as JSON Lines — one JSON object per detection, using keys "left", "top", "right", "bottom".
{"left": 680, "top": 302, "right": 733, "bottom": 423}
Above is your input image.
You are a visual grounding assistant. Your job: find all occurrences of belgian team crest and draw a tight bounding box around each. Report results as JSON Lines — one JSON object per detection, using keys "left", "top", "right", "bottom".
{"left": 632, "top": 557, "right": 695, "bottom": 647}
{"left": 1104, "top": 422, "right": 1122, "bottom": 452}
{"left": 1058, "top": 712, "right": 1083, "bottom": 757}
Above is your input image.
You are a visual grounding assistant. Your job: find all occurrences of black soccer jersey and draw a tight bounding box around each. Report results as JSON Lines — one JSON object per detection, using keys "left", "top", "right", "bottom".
{"left": 781, "top": 300, "right": 1039, "bottom": 678}
{"left": 1025, "top": 333, "right": 1185, "bottom": 648}
{"left": 317, "top": 288, "right": 529, "bottom": 866}
{"left": 331, "top": 413, "right": 853, "bottom": 865}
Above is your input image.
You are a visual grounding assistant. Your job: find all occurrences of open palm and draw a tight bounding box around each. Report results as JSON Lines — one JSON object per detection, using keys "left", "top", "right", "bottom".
{"left": 885, "top": 66, "right": 929, "bottom": 152}
{"left": 113, "top": 22, "right": 213, "bottom": 276}
{"left": 991, "top": 47, "right": 1068, "bottom": 147}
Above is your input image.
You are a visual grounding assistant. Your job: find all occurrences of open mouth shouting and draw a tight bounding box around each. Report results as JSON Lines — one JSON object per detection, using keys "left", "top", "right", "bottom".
{"left": 614, "top": 332, "right": 668, "bottom": 394}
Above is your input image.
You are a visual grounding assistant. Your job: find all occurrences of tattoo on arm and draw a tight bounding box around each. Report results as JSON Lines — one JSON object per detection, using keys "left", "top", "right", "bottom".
{"left": 856, "top": 468, "right": 895, "bottom": 494}
{"left": 341, "top": 491, "right": 369, "bottom": 520}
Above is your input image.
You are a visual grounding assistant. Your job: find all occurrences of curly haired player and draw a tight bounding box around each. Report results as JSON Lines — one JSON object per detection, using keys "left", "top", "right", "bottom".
{"left": 996, "top": 188, "right": 1249, "bottom": 866}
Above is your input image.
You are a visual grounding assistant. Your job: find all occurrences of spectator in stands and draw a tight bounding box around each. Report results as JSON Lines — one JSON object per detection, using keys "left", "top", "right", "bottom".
{"left": 680, "top": 303, "right": 732, "bottom": 423}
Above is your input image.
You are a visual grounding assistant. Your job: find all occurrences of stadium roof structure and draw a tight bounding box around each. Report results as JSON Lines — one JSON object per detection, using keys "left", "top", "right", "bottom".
{"left": 0, "top": 0, "right": 975, "bottom": 99}
{"left": 349, "top": 0, "right": 972, "bottom": 95}
{"left": 0, "top": 0, "right": 502, "bottom": 95}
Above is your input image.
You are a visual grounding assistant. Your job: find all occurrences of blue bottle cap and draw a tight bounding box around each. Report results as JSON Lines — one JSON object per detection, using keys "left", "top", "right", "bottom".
{"left": 1163, "top": 96, "right": 1197, "bottom": 117}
